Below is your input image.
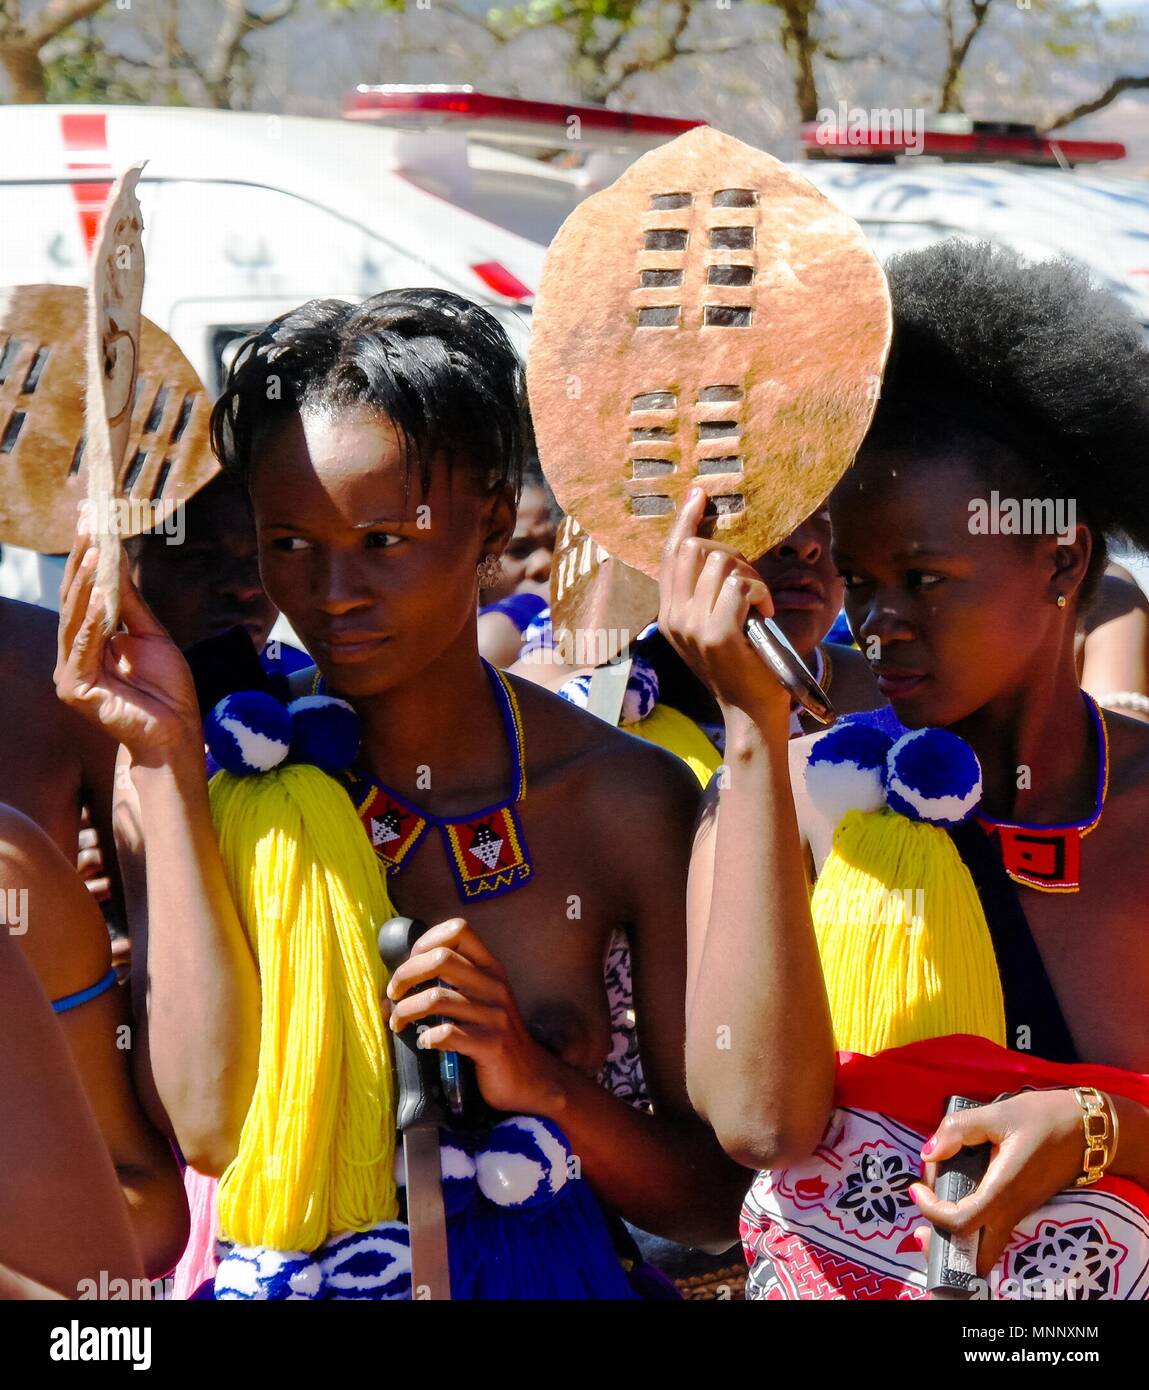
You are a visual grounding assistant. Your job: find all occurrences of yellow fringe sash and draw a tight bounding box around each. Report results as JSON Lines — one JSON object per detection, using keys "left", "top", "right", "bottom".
{"left": 210, "top": 764, "right": 398, "bottom": 1252}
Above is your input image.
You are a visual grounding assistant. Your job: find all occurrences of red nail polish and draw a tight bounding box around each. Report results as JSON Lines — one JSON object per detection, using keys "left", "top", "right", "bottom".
{"left": 921, "top": 1137, "right": 936, "bottom": 1158}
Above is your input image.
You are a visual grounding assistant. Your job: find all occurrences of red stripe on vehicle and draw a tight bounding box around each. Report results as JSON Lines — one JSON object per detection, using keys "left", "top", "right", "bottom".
{"left": 59, "top": 112, "right": 112, "bottom": 257}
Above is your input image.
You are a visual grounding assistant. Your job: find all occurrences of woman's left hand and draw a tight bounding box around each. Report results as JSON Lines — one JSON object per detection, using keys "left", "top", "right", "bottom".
{"left": 386, "top": 918, "right": 564, "bottom": 1118}
{"left": 910, "top": 1089, "right": 1084, "bottom": 1278}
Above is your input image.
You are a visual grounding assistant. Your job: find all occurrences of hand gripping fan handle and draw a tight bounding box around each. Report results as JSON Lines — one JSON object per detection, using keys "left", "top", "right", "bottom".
{"left": 745, "top": 614, "right": 835, "bottom": 724}
{"left": 377, "top": 916, "right": 452, "bottom": 1132}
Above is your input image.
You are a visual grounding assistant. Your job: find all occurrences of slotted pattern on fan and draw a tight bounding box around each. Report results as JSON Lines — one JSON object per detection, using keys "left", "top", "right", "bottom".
{"left": 0, "top": 285, "right": 216, "bottom": 552}
{"left": 549, "top": 514, "right": 659, "bottom": 667}
{"left": 527, "top": 126, "right": 893, "bottom": 581}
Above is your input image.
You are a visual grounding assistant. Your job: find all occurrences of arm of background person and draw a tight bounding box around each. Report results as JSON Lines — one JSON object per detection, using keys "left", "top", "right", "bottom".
{"left": 3, "top": 804, "right": 189, "bottom": 1278}
{"left": 1080, "top": 563, "right": 1149, "bottom": 720}
{"left": 0, "top": 928, "right": 142, "bottom": 1298}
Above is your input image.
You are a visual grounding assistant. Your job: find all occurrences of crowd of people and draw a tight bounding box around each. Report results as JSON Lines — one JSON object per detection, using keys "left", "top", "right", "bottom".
{"left": 4, "top": 236, "right": 1149, "bottom": 1302}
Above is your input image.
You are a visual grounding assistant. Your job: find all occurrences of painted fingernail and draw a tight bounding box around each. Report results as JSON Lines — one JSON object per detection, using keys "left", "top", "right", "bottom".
{"left": 921, "top": 1137, "right": 936, "bottom": 1158}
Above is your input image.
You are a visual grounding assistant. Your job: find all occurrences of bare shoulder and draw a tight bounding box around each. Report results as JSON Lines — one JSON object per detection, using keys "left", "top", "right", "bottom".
{"left": 507, "top": 672, "right": 702, "bottom": 822}
{"left": 788, "top": 731, "right": 832, "bottom": 874}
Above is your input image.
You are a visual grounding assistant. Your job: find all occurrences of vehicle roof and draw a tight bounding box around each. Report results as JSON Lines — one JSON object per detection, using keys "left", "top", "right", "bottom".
{"left": 799, "top": 159, "right": 1149, "bottom": 323}
{"left": 2, "top": 105, "right": 1146, "bottom": 320}
{"left": 0, "top": 104, "right": 550, "bottom": 291}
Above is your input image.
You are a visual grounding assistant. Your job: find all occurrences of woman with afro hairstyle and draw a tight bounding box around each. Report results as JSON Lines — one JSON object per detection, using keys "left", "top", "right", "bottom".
{"left": 664, "top": 240, "right": 1149, "bottom": 1299}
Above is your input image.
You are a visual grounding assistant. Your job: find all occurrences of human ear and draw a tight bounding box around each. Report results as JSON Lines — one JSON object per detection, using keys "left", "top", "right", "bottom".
{"left": 1049, "top": 521, "right": 1092, "bottom": 606}
{"left": 478, "top": 481, "right": 517, "bottom": 564}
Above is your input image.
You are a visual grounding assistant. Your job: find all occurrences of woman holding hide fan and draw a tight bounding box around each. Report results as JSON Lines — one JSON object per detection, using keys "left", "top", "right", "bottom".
{"left": 57, "top": 289, "right": 745, "bottom": 1299}
{"left": 665, "top": 241, "right": 1149, "bottom": 1300}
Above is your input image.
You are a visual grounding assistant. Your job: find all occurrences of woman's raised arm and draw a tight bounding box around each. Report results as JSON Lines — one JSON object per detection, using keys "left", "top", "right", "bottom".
{"left": 55, "top": 528, "right": 261, "bottom": 1175}
{"left": 661, "top": 489, "right": 836, "bottom": 1169}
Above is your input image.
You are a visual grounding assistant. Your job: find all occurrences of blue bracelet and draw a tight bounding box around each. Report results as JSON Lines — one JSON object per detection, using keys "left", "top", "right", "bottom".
{"left": 51, "top": 967, "right": 118, "bottom": 1014}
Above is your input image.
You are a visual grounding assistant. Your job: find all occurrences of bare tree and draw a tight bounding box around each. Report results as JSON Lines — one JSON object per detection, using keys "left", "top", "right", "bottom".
{"left": 771, "top": 0, "right": 820, "bottom": 121}
{"left": 89, "top": 0, "right": 299, "bottom": 109}
{"left": 937, "top": 0, "right": 993, "bottom": 113}
{"left": 0, "top": 0, "right": 108, "bottom": 101}
{"left": 423, "top": 0, "right": 751, "bottom": 106}
{"left": 185, "top": 0, "right": 297, "bottom": 108}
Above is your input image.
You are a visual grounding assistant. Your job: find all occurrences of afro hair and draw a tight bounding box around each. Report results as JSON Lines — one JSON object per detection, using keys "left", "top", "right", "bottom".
{"left": 864, "top": 239, "right": 1149, "bottom": 590}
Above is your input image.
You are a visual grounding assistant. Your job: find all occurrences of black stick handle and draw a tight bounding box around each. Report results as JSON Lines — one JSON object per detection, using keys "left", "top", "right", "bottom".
{"left": 377, "top": 916, "right": 451, "bottom": 1132}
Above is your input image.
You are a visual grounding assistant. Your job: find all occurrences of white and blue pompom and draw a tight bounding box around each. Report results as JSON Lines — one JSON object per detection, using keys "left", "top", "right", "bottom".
{"left": 885, "top": 728, "right": 982, "bottom": 827}
{"left": 214, "top": 1243, "right": 323, "bottom": 1300}
{"left": 558, "top": 656, "right": 660, "bottom": 725}
{"left": 439, "top": 1134, "right": 478, "bottom": 1217}
{"left": 205, "top": 691, "right": 292, "bottom": 775}
{"left": 287, "top": 695, "right": 361, "bottom": 773}
{"left": 557, "top": 673, "right": 593, "bottom": 709}
{"left": 476, "top": 1116, "right": 570, "bottom": 1210}
{"left": 804, "top": 719, "right": 895, "bottom": 824}
{"left": 620, "top": 656, "right": 659, "bottom": 725}
{"left": 318, "top": 1222, "right": 411, "bottom": 1301}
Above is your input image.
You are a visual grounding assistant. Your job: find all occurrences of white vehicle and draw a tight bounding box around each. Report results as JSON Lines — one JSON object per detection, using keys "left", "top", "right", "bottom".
{"left": 0, "top": 89, "right": 696, "bottom": 602}
{"left": 1, "top": 95, "right": 1146, "bottom": 603}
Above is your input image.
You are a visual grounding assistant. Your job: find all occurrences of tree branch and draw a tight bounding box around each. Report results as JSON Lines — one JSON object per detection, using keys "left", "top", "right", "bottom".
{"left": 435, "top": 0, "right": 516, "bottom": 44}
{"left": 1043, "top": 74, "right": 1149, "bottom": 132}
{"left": 597, "top": 0, "right": 694, "bottom": 100}
{"left": 28, "top": 0, "right": 107, "bottom": 46}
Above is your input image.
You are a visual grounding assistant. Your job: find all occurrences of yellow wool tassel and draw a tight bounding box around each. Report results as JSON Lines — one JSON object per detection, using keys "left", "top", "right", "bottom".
{"left": 625, "top": 702, "right": 723, "bottom": 789}
{"left": 810, "top": 808, "right": 1006, "bottom": 1055}
{"left": 209, "top": 764, "right": 398, "bottom": 1252}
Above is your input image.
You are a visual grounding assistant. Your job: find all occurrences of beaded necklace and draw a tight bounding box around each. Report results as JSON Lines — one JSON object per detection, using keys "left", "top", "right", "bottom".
{"left": 973, "top": 693, "right": 1109, "bottom": 894}
{"left": 334, "top": 661, "right": 533, "bottom": 904}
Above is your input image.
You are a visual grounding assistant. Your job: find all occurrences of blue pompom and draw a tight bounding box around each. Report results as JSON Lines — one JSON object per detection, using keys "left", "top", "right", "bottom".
{"left": 205, "top": 691, "right": 292, "bottom": 775}
{"left": 475, "top": 1116, "right": 570, "bottom": 1210}
{"left": 885, "top": 728, "right": 982, "bottom": 826}
{"left": 287, "top": 695, "right": 361, "bottom": 773}
{"left": 621, "top": 655, "right": 660, "bottom": 724}
{"left": 557, "top": 673, "right": 592, "bottom": 709}
{"left": 804, "top": 717, "right": 895, "bottom": 823}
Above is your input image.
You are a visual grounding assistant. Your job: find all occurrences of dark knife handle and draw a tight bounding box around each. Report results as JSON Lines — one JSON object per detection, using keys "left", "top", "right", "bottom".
{"left": 378, "top": 916, "right": 452, "bottom": 1131}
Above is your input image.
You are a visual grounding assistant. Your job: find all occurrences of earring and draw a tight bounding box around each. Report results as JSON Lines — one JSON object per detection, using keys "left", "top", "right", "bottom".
{"left": 1056, "top": 594, "right": 1067, "bottom": 609}
{"left": 477, "top": 554, "right": 503, "bottom": 587}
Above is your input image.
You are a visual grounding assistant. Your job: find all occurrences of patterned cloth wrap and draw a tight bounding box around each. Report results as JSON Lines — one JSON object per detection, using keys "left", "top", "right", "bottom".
{"left": 742, "top": 1036, "right": 1149, "bottom": 1300}
{"left": 215, "top": 1114, "right": 637, "bottom": 1300}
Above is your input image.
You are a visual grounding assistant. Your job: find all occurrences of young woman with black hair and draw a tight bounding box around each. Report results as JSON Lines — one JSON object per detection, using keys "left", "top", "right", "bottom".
{"left": 663, "top": 241, "right": 1149, "bottom": 1298}
{"left": 56, "top": 289, "right": 745, "bottom": 1290}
